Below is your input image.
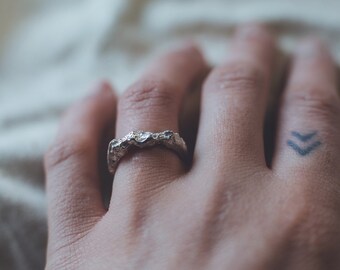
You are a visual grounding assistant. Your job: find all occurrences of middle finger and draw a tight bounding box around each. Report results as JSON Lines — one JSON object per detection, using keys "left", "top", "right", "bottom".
{"left": 195, "top": 24, "right": 276, "bottom": 172}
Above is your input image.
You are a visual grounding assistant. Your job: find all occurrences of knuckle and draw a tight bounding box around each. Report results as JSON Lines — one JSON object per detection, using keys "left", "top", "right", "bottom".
{"left": 120, "top": 79, "right": 176, "bottom": 115}
{"left": 44, "top": 137, "right": 89, "bottom": 170}
{"left": 206, "top": 62, "right": 265, "bottom": 95}
{"left": 286, "top": 86, "right": 340, "bottom": 120}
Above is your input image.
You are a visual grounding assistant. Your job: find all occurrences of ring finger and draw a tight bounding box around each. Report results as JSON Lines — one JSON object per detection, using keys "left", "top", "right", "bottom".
{"left": 113, "top": 44, "right": 207, "bottom": 194}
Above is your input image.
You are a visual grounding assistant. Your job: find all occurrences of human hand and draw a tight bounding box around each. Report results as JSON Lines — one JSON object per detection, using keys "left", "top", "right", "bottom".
{"left": 44, "top": 25, "right": 340, "bottom": 269}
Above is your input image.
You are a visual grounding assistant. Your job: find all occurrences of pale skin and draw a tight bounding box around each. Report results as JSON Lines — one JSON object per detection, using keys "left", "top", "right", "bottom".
{"left": 44, "top": 25, "right": 340, "bottom": 269}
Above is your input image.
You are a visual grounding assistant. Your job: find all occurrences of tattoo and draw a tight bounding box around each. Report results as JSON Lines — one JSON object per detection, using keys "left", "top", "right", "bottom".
{"left": 287, "top": 131, "right": 321, "bottom": 156}
{"left": 291, "top": 131, "right": 317, "bottom": 142}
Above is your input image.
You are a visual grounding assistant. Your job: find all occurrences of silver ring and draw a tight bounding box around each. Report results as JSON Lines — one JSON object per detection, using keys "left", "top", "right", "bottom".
{"left": 107, "top": 130, "right": 188, "bottom": 175}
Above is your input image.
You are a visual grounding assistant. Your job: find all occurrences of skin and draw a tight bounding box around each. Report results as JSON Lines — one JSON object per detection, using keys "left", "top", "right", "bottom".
{"left": 44, "top": 24, "right": 340, "bottom": 270}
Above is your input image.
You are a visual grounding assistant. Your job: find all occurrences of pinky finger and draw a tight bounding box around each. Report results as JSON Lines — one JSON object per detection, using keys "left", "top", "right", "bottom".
{"left": 44, "top": 82, "right": 116, "bottom": 250}
{"left": 273, "top": 39, "right": 340, "bottom": 177}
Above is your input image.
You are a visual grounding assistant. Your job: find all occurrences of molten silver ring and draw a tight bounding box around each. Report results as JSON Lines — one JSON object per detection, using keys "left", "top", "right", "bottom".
{"left": 107, "top": 130, "right": 188, "bottom": 175}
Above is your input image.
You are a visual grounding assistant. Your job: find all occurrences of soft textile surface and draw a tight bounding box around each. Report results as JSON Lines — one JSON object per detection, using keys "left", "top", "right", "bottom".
{"left": 1, "top": 0, "right": 340, "bottom": 269}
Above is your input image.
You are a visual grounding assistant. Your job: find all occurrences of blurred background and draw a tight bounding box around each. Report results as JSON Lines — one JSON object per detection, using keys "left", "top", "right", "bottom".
{"left": 1, "top": 0, "right": 340, "bottom": 269}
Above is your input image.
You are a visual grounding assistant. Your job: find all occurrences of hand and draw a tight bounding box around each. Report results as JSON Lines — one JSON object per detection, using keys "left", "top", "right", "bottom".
{"left": 44, "top": 25, "right": 340, "bottom": 269}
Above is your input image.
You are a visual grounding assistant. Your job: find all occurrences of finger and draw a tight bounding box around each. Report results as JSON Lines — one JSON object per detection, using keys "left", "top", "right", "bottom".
{"left": 113, "top": 44, "right": 207, "bottom": 193}
{"left": 179, "top": 66, "right": 210, "bottom": 159}
{"left": 272, "top": 39, "right": 340, "bottom": 176}
{"left": 44, "top": 82, "right": 116, "bottom": 244}
{"left": 195, "top": 24, "right": 276, "bottom": 173}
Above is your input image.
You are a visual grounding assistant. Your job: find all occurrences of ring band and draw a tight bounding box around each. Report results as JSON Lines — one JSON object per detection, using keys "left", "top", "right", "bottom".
{"left": 107, "top": 130, "right": 188, "bottom": 175}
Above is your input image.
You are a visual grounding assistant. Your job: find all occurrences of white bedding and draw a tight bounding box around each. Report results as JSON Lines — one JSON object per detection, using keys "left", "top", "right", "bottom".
{"left": 1, "top": 0, "right": 340, "bottom": 269}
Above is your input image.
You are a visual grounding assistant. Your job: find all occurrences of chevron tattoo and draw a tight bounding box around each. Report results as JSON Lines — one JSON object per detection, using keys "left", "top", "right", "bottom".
{"left": 287, "top": 131, "right": 321, "bottom": 156}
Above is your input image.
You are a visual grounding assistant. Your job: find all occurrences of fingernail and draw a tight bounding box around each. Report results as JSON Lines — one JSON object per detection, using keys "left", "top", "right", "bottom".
{"left": 174, "top": 40, "right": 200, "bottom": 53}
{"left": 86, "top": 81, "right": 113, "bottom": 100}
{"left": 95, "top": 81, "right": 112, "bottom": 94}
{"left": 235, "top": 23, "right": 271, "bottom": 40}
{"left": 296, "top": 38, "right": 329, "bottom": 58}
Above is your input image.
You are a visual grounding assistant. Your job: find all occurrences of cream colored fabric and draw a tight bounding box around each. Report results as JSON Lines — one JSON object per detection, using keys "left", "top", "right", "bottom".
{"left": 1, "top": 0, "right": 340, "bottom": 269}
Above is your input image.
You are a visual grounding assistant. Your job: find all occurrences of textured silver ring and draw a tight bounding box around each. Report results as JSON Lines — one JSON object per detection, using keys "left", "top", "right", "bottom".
{"left": 107, "top": 130, "right": 188, "bottom": 175}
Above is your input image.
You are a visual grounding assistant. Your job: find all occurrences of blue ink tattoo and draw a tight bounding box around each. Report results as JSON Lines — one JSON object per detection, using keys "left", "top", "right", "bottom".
{"left": 287, "top": 131, "right": 321, "bottom": 156}
{"left": 291, "top": 131, "right": 317, "bottom": 142}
